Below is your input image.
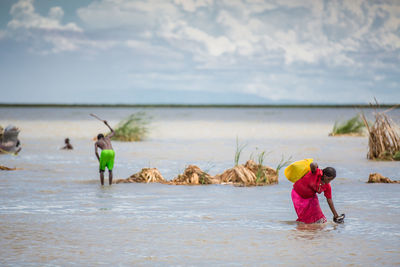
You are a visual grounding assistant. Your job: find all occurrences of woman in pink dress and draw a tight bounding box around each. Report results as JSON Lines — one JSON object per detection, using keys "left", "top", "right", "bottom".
{"left": 292, "top": 162, "right": 344, "bottom": 224}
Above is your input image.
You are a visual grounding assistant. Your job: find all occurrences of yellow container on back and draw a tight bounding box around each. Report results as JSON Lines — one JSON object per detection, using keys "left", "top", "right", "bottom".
{"left": 284, "top": 158, "right": 313, "bottom": 183}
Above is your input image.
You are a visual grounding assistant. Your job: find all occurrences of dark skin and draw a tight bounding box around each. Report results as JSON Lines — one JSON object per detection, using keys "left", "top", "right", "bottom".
{"left": 95, "top": 121, "right": 115, "bottom": 185}
{"left": 310, "top": 162, "right": 339, "bottom": 220}
{"left": 62, "top": 138, "right": 73, "bottom": 150}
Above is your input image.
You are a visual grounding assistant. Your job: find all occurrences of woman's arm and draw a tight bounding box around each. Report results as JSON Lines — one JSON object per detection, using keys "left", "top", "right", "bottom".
{"left": 327, "top": 198, "right": 339, "bottom": 219}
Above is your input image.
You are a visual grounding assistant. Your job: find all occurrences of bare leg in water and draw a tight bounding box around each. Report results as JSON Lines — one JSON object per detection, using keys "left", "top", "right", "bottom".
{"left": 109, "top": 170, "right": 113, "bottom": 185}
{"left": 100, "top": 171, "right": 105, "bottom": 186}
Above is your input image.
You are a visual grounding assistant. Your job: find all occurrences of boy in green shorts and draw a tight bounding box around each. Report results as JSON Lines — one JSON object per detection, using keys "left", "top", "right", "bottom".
{"left": 95, "top": 120, "right": 115, "bottom": 185}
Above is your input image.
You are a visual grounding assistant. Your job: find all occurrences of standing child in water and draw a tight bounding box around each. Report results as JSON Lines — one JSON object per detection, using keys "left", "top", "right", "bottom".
{"left": 95, "top": 120, "right": 115, "bottom": 186}
{"left": 292, "top": 162, "right": 344, "bottom": 224}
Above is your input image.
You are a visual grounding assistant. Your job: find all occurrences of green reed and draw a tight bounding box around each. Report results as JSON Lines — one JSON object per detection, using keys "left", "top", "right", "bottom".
{"left": 330, "top": 114, "right": 366, "bottom": 136}
{"left": 234, "top": 137, "right": 247, "bottom": 166}
{"left": 111, "top": 112, "right": 150, "bottom": 141}
{"left": 276, "top": 154, "right": 293, "bottom": 173}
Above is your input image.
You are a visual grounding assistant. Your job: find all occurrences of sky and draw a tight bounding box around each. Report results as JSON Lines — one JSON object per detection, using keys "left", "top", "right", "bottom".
{"left": 0, "top": 0, "right": 399, "bottom": 104}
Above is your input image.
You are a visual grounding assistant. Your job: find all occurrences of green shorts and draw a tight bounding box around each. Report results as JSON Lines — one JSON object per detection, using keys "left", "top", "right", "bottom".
{"left": 99, "top": 149, "right": 115, "bottom": 172}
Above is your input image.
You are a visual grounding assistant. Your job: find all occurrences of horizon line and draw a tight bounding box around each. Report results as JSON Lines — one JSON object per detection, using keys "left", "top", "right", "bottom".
{"left": 0, "top": 103, "right": 399, "bottom": 109}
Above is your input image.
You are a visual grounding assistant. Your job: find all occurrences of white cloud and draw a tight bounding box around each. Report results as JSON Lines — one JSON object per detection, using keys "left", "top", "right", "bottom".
{"left": 159, "top": 19, "right": 236, "bottom": 57}
{"left": 5, "top": 0, "right": 122, "bottom": 53}
{"left": 8, "top": 0, "right": 82, "bottom": 32}
{"left": 174, "top": 0, "right": 213, "bottom": 12}
{"left": 2, "top": 0, "right": 399, "bottom": 103}
{"left": 124, "top": 39, "right": 184, "bottom": 60}
{"left": 72, "top": 0, "right": 400, "bottom": 69}
{"left": 77, "top": 0, "right": 180, "bottom": 29}
{"left": 242, "top": 73, "right": 315, "bottom": 102}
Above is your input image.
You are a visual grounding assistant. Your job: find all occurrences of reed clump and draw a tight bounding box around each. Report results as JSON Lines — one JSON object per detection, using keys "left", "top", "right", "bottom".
{"left": 214, "top": 160, "right": 278, "bottom": 186}
{"left": 329, "top": 115, "right": 366, "bottom": 136}
{"left": 111, "top": 112, "right": 150, "bottom": 142}
{"left": 368, "top": 173, "right": 399, "bottom": 184}
{"left": 245, "top": 160, "right": 279, "bottom": 185}
{"left": 169, "top": 165, "right": 218, "bottom": 185}
{"left": 115, "top": 168, "right": 166, "bottom": 184}
{"left": 361, "top": 106, "right": 400, "bottom": 161}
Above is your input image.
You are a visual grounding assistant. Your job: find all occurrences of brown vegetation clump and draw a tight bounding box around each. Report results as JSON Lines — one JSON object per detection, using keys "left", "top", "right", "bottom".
{"left": 214, "top": 160, "right": 278, "bottom": 186}
{"left": 244, "top": 160, "right": 279, "bottom": 184}
{"left": 361, "top": 105, "right": 400, "bottom": 161}
{"left": 169, "top": 165, "right": 218, "bottom": 185}
{"left": 115, "top": 168, "right": 166, "bottom": 184}
{"left": 115, "top": 161, "right": 279, "bottom": 186}
{"left": 368, "top": 173, "right": 399, "bottom": 184}
{"left": 0, "top": 165, "right": 17, "bottom": 171}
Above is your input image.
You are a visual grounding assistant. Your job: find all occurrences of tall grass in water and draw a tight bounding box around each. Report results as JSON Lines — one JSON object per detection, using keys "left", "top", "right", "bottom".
{"left": 111, "top": 112, "right": 150, "bottom": 141}
{"left": 330, "top": 114, "right": 366, "bottom": 136}
{"left": 254, "top": 151, "right": 266, "bottom": 183}
{"left": 276, "top": 155, "right": 293, "bottom": 173}
{"left": 234, "top": 137, "right": 246, "bottom": 166}
{"left": 254, "top": 152, "right": 292, "bottom": 183}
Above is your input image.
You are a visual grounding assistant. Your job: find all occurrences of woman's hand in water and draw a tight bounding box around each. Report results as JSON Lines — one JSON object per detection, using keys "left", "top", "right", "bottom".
{"left": 333, "top": 214, "right": 345, "bottom": 223}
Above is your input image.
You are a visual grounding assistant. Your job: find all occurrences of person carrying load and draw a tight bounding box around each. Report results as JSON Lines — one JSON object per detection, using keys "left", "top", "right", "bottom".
{"left": 286, "top": 159, "right": 344, "bottom": 224}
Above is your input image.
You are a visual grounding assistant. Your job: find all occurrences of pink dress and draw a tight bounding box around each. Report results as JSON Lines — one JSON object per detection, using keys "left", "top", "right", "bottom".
{"left": 292, "top": 169, "right": 331, "bottom": 224}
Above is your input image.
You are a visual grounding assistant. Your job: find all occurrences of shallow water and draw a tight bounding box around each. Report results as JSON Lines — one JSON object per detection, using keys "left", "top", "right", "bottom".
{"left": 0, "top": 107, "right": 399, "bottom": 266}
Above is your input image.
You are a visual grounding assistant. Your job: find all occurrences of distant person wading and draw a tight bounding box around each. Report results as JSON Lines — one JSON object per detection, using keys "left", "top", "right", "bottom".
{"left": 61, "top": 138, "right": 73, "bottom": 150}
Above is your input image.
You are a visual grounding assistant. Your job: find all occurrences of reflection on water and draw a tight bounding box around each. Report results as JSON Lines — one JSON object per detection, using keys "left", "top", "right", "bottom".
{"left": 0, "top": 107, "right": 399, "bottom": 265}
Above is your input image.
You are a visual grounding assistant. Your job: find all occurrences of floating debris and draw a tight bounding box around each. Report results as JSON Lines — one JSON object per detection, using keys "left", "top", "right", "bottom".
{"left": 115, "top": 168, "right": 166, "bottom": 184}
{"left": 0, "top": 165, "right": 17, "bottom": 171}
{"left": 368, "top": 173, "right": 399, "bottom": 184}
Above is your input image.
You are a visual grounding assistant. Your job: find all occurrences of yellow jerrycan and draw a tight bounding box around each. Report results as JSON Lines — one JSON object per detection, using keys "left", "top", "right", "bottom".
{"left": 284, "top": 158, "right": 313, "bottom": 183}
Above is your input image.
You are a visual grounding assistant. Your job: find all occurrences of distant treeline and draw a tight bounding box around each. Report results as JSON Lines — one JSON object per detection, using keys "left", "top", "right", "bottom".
{"left": 0, "top": 103, "right": 398, "bottom": 109}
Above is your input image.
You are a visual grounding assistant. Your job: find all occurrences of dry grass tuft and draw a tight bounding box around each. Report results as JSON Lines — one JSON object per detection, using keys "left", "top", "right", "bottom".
{"left": 368, "top": 173, "right": 399, "bottom": 183}
{"left": 361, "top": 104, "right": 400, "bottom": 161}
{"left": 169, "top": 165, "right": 217, "bottom": 185}
{"left": 115, "top": 168, "right": 166, "bottom": 184}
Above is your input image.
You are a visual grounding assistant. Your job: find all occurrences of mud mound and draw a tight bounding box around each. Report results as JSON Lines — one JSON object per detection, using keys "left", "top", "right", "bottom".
{"left": 115, "top": 168, "right": 166, "bottom": 184}
{"left": 170, "top": 165, "right": 217, "bottom": 185}
{"left": 368, "top": 173, "right": 399, "bottom": 184}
